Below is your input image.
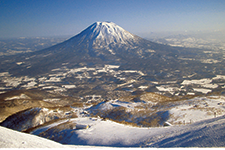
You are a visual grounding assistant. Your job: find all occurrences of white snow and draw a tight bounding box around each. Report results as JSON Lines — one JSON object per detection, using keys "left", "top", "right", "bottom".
{"left": 201, "top": 59, "right": 221, "bottom": 64}
{"left": 3, "top": 77, "right": 23, "bottom": 87}
{"left": 108, "top": 49, "right": 116, "bottom": 55}
{"left": 71, "top": 21, "right": 139, "bottom": 50}
{"left": 93, "top": 21, "right": 134, "bottom": 46}
{"left": 42, "top": 86, "right": 58, "bottom": 89}
{"left": 16, "top": 62, "right": 23, "bottom": 65}
{"left": 0, "top": 91, "right": 6, "bottom": 94}
{"left": 213, "top": 75, "right": 225, "bottom": 80}
{"left": 43, "top": 98, "right": 60, "bottom": 102}
{"left": 201, "top": 83, "right": 218, "bottom": 88}
{"left": 72, "top": 117, "right": 153, "bottom": 146}
{"left": 30, "top": 115, "right": 225, "bottom": 147}
{"left": 38, "top": 77, "right": 47, "bottom": 82}
{"left": 168, "top": 96, "right": 225, "bottom": 125}
{"left": 182, "top": 78, "right": 212, "bottom": 85}
{"left": 5, "top": 94, "right": 31, "bottom": 100}
{"left": 156, "top": 85, "right": 181, "bottom": 95}
{"left": 62, "top": 85, "right": 76, "bottom": 89}
{"left": 153, "top": 75, "right": 225, "bottom": 95}
{"left": 0, "top": 72, "right": 10, "bottom": 77}
{"left": 138, "top": 86, "right": 148, "bottom": 89}
{"left": 0, "top": 126, "right": 66, "bottom": 148}
{"left": 45, "top": 77, "right": 61, "bottom": 82}
{"left": 21, "top": 81, "right": 37, "bottom": 88}
{"left": 22, "top": 76, "right": 36, "bottom": 82}
{"left": 2, "top": 95, "right": 225, "bottom": 147}
{"left": 193, "top": 88, "right": 212, "bottom": 94}
{"left": 187, "top": 92, "right": 195, "bottom": 95}
{"left": 105, "top": 64, "right": 120, "bottom": 69}
{"left": 4, "top": 66, "right": 224, "bottom": 97}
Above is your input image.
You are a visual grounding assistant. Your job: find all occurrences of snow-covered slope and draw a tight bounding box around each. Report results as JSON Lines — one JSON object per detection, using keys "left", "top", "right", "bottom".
{"left": 86, "top": 95, "right": 225, "bottom": 127}
{"left": 0, "top": 107, "right": 78, "bottom": 131}
{"left": 147, "top": 115, "right": 225, "bottom": 147}
{"left": 68, "top": 21, "right": 141, "bottom": 49}
{"left": 0, "top": 126, "right": 66, "bottom": 148}
{"left": 2, "top": 111, "right": 225, "bottom": 148}
{"left": 29, "top": 115, "right": 225, "bottom": 147}
{"left": 1, "top": 95, "right": 225, "bottom": 148}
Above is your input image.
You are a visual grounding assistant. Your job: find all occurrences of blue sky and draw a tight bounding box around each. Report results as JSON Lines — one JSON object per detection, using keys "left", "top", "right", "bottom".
{"left": 0, "top": 0, "right": 225, "bottom": 38}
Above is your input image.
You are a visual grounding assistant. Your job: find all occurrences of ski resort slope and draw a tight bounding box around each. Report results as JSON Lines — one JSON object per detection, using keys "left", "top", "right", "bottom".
{"left": 1, "top": 95, "right": 225, "bottom": 148}
{"left": 28, "top": 115, "right": 225, "bottom": 148}
{"left": 1, "top": 115, "right": 225, "bottom": 148}
{"left": 70, "top": 116, "right": 225, "bottom": 147}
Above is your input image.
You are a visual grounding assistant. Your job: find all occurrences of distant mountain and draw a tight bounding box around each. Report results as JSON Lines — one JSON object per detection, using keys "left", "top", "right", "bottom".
{"left": 69, "top": 21, "right": 141, "bottom": 49}
{"left": 0, "top": 22, "right": 179, "bottom": 76}
{"left": 0, "top": 21, "right": 223, "bottom": 80}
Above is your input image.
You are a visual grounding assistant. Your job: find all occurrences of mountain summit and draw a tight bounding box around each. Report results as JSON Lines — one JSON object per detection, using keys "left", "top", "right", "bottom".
{"left": 67, "top": 21, "right": 141, "bottom": 50}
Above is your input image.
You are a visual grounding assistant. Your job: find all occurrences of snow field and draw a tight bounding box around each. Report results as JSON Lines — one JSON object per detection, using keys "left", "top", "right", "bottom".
{"left": 1, "top": 67, "right": 225, "bottom": 97}
{"left": 168, "top": 96, "right": 225, "bottom": 125}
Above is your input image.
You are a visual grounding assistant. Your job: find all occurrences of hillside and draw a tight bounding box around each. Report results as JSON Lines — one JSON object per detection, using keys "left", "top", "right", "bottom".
{"left": 1, "top": 90, "right": 225, "bottom": 147}
{"left": 1, "top": 115, "right": 225, "bottom": 148}
{"left": 0, "top": 125, "right": 67, "bottom": 148}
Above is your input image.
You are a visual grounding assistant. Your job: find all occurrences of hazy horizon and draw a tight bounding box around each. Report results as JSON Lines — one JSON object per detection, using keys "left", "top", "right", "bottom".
{"left": 0, "top": 0, "right": 225, "bottom": 38}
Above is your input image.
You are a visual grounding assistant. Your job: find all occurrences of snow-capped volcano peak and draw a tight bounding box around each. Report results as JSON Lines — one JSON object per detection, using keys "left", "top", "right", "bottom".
{"left": 70, "top": 21, "right": 140, "bottom": 49}
{"left": 90, "top": 21, "right": 134, "bottom": 41}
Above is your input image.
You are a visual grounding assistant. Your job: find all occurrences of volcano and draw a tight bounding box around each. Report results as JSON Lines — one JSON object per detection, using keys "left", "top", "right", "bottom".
{"left": 0, "top": 21, "right": 216, "bottom": 79}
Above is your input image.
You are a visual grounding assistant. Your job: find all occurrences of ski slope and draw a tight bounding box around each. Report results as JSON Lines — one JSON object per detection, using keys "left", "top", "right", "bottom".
{"left": 29, "top": 115, "right": 225, "bottom": 147}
